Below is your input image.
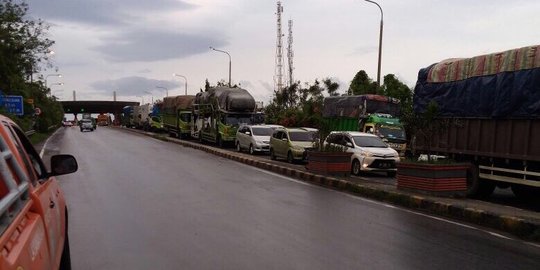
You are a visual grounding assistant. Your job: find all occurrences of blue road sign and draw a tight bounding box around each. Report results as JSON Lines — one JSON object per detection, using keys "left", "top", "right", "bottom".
{"left": 0, "top": 95, "right": 24, "bottom": 116}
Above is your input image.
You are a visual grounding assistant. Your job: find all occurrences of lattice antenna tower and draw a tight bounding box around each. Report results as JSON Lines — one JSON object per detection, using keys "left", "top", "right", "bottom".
{"left": 274, "top": 1, "right": 284, "bottom": 93}
{"left": 287, "top": 19, "right": 294, "bottom": 87}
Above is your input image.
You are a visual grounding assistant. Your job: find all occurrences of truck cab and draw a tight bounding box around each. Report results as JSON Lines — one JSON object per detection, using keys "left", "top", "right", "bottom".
{"left": 361, "top": 114, "right": 407, "bottom": 156}
{"left": 0, "top": 114, "right": 78, "bottom": 269}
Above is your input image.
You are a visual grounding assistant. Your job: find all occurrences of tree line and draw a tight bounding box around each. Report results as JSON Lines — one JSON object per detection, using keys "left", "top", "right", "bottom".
{"left": 0, "top": 0, "right": 63, "bottom": 132}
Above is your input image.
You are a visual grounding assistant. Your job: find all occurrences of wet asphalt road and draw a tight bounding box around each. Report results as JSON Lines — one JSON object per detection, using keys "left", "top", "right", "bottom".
{"left": 46, "top": 127, "right": 540, "bottom": 270}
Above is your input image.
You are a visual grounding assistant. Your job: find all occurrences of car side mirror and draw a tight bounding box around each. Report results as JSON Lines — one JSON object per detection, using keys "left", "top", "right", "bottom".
{"left": 245, "top": 131, "right": 251, "bottom": 136}
{"left": 282, "top": 137, "right": 288, "bottom": 141}
{"left": 50, "top": 154, "right": 78, "bottom": 176}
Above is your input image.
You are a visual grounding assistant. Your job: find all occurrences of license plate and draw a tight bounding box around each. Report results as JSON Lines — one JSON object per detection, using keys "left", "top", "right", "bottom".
{"left": 380, "top": 162, "right": 391, "bottom": 168}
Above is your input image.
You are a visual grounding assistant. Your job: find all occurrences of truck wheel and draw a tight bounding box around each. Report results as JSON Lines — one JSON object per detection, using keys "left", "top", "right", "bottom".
{"left": 466, "top": 164, "right": 496, "bottom": 198}
{"left": 287, "top": 151, "right": 294, "bottom": 164}
{"left": 270, "top": 148, "right": 276, "bottom": 160}
{"left": 511, "top": 184, "right": 540, "bottom": 202}
{"left": 217, "top": 135, "right": 223, "bottom": 148}
{"left": 352, "top": 159, "right": 361, "bottom": 175}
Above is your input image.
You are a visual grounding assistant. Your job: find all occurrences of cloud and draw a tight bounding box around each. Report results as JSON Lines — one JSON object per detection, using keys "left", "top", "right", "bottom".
{"left": 26, "top": 0, "right": 195, "bottom": 26}
{"left": 91, "top": 76, "right": 180, "bottom": 96}
{"left": 93, "top": 29, "right": 228, "bottom": 62}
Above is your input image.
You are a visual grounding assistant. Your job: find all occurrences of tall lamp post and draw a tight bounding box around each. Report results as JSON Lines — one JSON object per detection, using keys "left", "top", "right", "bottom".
{"left": 173, "top": 73, "right": 188, "bottom": 95}
{"left": 209, "top": 46, "right": 231, "bottom": 87}
{"left": 156, "top": 86, "right": 168, "bottom": 97}
{"left": 136, "top": 95, "right": 144, "bottom": 104}
{"left": 45, "top": 73, "right": 62, "bottom": 88}
{"left": 144, "top": 91, "right": 154, "bottom": 104}
{"left": 48, "top": 82, "right": 64, "bottom": 97}
{"left": 364, "top": 0, "right": 383, "bottom": 87}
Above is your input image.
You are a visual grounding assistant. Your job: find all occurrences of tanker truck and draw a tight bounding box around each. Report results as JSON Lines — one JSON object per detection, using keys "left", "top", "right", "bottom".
{"left": 413, "top": 45, "right": 540, "bottom": 199}
{"left": 162, "top": 95, "right": 195, "bottom": 138}
{"left": 323, "top": 95, "right": 407, "bottom": 155}
{"left": 191, "top": 86, "right": 257, "bottom": 147}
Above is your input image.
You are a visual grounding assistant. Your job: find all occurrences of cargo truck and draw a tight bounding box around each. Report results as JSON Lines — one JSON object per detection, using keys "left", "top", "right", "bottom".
{"left": 192, "top": 86, "right": 257, "bottom": 147}
{"left": 413, "top": 45, "right": 540, "bottom": 199}
{"left": 133, "top": 104, "right": 152, "bottom": 130}
{"left": 122, "top": 105, "right": 134, "bottom": 128}
{"left": 162, "top": 95, "right": 195, "bottom": 138}
{"left": 322, "top": 95, "right": 407, "bottom": 155}
{"left": 97, "top": 113, "right": 109, "bottom": 126}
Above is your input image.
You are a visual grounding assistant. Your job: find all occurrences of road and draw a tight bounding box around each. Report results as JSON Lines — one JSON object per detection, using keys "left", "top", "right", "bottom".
{"left": 45, "top": 127, "right": 540, "bottom": 270}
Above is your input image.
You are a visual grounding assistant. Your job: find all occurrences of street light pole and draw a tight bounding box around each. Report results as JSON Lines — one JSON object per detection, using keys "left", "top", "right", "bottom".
{"left": 48, "top": 82, "right": 64, "bottom": 97}
{"left": 45, "top": 73, "right": 62, "bottom": 88}
{"left": 173, "top": 74, "right": 188, "bottom": 95}
{"left": 156, "top": 86, "right": 168, "bottom": 97}
{"left": 144, "top": 91, "right": 154, "bottom": 104}
{"left": 209, "top": 46, "right": 232, "bottom": 87}
{"left": 364, "top": 0, "right": 383, "bottom": 87}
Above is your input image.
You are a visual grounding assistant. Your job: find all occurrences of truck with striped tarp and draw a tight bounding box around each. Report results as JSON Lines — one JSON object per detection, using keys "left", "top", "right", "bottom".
{"left": 413, "top": 45, "right": 540, "bottom": 199}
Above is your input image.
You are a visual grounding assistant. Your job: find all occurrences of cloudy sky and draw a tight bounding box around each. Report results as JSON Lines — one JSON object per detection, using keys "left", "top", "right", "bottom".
{"left": 26, "top": 0, "right": 540, "bottom": 104}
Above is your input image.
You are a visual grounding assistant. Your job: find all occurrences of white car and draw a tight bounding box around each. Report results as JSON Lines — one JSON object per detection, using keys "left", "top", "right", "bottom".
{"left": 235, "top": 124, "right": 282, "bottom": 154}
{"left": 325, "top": 131, "right": 400, "bottom": 177}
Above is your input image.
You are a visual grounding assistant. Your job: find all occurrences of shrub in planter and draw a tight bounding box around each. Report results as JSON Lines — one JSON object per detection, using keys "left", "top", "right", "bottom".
{"left": 398, "top": 101, "right": 467, "bottom": 197}
{"left": 305, "top": 120, "right": 352, "bottom": 177}
{"left": 397, "top": 161, "right": 468, "bottom": 197}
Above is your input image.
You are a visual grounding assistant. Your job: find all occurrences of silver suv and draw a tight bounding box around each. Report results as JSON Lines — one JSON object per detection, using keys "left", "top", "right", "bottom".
{"left": 235, "top": 124, "right": 282, "bottom": 154}
{"left": 80, "top": 119, "right": 94, "bottom": 132}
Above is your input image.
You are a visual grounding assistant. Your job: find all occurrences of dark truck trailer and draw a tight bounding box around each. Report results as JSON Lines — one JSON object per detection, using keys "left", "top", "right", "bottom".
{"left": 414, "top": 45, "right": 540, "bottom": 198}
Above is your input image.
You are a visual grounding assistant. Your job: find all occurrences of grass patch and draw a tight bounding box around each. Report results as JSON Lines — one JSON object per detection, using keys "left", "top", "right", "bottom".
{"left": 29, "top": 129, "right": 57, "bottom": 145}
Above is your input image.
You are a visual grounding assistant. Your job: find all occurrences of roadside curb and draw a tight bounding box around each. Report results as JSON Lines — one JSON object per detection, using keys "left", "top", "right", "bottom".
{"left": 125, "top": 127, "right": 540, "bottom": 242}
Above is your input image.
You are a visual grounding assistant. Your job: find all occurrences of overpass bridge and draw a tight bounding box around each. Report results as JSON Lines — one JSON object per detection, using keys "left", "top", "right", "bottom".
{"left": 60, "top": 100, "right": 140, "bottom": 123}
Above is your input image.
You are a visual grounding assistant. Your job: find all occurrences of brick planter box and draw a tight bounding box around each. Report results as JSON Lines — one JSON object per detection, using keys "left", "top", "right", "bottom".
{"left": 306, "top": 151, "right": 353, "bottom": 177}
{"left": 397, "top": 162, "right": 469, "bottom": 197}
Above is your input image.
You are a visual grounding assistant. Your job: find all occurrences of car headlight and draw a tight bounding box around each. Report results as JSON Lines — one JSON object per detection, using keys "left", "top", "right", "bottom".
{"left": 362, "top": 151, "right": 373, "bottom": 157}
{"left": 255, "top": 140, "right": 264, "bottom": 145}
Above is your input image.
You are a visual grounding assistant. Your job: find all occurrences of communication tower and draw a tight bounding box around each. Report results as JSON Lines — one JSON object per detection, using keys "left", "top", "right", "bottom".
{"left": 287, "top": 19, "right": 294, "bottom": 87}
{"left": 275, "top": 1, "right": 284, "bottom": 92}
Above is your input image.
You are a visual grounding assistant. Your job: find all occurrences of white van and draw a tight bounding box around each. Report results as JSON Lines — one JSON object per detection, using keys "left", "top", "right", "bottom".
{"left": 325, "top": 131, "right": 400, "bottom": 177}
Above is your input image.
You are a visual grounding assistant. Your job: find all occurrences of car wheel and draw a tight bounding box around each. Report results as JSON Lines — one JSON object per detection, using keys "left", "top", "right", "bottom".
{"left": 270, "top": 148, "right": 276, "bottom": 160}
{"left": 236, "top": 142, "right": 242, "bottom": 152}
{"left": 352, "top": 159, "right": 361, "bottom": 175}
{"left": 249, "top": 144, "right": 254, "bottom": 155}
{"left": 59, "top": 215, "right": 71, "bottom": 270}
{"left": 287, "top": 151, "right": 294, "bottom": 164}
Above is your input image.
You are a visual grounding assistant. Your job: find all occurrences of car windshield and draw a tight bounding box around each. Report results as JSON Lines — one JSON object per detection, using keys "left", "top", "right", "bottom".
{"left": 378, "top": 126, "right": 406, "bottom": 140}
{"left": 289, "top": 131, "right": 313, "bottom": 142}
{"left": 224, "top": 114, "right": 253, "bottom": 127}
{"left": 251, "top": 127, "right": 274, "bottom": 136}
{"left": 352, "top": 136, "right": 388, "bottom": 148}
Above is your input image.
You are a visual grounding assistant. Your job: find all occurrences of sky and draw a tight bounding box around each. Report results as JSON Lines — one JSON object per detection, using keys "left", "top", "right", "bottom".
{"left": 25, "top": 0, "right": 540, "bottom": 105}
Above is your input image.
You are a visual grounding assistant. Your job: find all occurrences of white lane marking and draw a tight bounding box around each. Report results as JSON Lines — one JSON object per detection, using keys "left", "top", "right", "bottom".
{"left": 39, "top": 128, "right": 61, "bottom": 158}
{"left": 250, "top": 165, "right": 539, "bottom": 247}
